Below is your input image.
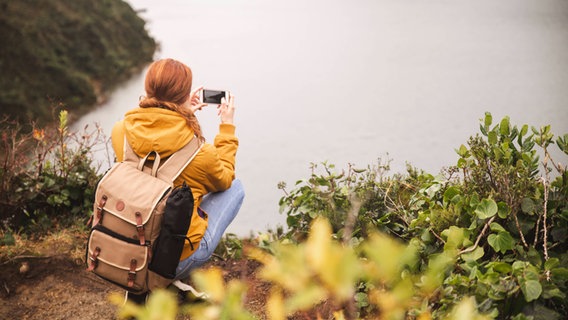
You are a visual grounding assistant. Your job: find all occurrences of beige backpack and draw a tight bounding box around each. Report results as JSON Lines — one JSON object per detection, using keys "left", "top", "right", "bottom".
{"left": 86, "top": 137, "right": 202, "bottom": 294}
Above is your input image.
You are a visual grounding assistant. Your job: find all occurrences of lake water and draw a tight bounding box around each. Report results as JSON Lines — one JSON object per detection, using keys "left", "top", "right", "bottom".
{"left": 74, "top": 0, "right": 568, "bottom": 236}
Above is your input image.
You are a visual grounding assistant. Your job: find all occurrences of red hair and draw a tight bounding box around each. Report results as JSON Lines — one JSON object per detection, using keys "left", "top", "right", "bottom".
{"left": 139, "top": 58, "right": 203, "bottom": 141}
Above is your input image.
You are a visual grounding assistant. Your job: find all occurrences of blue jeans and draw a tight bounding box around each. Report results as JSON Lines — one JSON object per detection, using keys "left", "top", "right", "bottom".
{"left": 175, "top": 179, "right": 244, "bottom": 280}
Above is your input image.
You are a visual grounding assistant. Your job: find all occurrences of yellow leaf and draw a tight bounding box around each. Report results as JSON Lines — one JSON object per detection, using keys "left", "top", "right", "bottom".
{"left": 317, "top": 244, "right": 359, "bottom": 301}
{"left": 247, "top": 246, "right": 273, "bottom": 265}
{"left": 418, "top": 311, "right": 432, "bottom": 320}
{"left": 369, "top": 278, "right": 417, "bottom": 320}
{"left": 258, "top": 243, "right": 312, "bottom": 292}
{"left": 332, "top": 310, "right": 346, "bottom": 320}
{"left": 363, "top": 233, "right": 407, "bottom": 282}
{"left": 446, "top": 296, "right": 493, "bottom": 320}
{"left": 267, "top": 288, "right": 285, "bottom": 320}
{"left": 421, "top": 251, "right": 455, "bottom": 294}
{"left": 109, "top": 292, "right": 141, "bottom": 319}
{"left": 285, "top": 284, "right": 327, "bottom": 313}
{"left": 59, "top": 110, "right": 68, "bottom": 131}
{"left": 192, "top": 267, "right": 226, "bottom": 302}
{"left": 145, "top": 290, "right": 178, "bottom": 320}
{"left": 306, "top": 217, "right": 332, "bottom": 271}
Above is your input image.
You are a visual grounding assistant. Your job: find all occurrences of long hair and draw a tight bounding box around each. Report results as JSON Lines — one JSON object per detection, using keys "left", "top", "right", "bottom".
{"left": 139, "top": 58, "right": 204, "bottom": 141}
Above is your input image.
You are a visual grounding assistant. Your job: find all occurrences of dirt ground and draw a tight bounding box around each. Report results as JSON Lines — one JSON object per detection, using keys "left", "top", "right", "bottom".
{"left": 0, "top": 226, "right": 341, "bottom": 320}
{"left": 0, "top": 254, "right": 269, "bottom": 320}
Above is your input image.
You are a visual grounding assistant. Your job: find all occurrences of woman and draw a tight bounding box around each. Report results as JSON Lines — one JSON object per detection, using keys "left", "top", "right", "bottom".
{"left": 111, "top": 58, "right": 244, "bottom": 302}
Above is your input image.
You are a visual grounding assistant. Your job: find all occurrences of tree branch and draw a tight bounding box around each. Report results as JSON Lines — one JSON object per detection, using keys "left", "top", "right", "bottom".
{"left": 459, "top": 216, "right": 496, "bottom": 255}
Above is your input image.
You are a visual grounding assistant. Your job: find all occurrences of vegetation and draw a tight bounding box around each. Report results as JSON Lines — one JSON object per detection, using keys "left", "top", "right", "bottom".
{"left": 111, "top": 113, "right": 567, "bottom": 319}
{"left": 0, "top": 0, "right": 156, "bottom": 125}
{"left": 1, "top": 112, "right": 566, "bottom": 319}
{"left": 0, "top": 111, "right": 105, "bottom": 236}
{"left": 272, "top": 113, "right": 568, "bottom": 319}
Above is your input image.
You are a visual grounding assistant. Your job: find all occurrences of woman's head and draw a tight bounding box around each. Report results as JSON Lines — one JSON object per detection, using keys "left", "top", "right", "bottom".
{"left": 139, "top": 58, "right": 203, "bottom": 140}
{"left": 142, "top": 58, "right": 192, "bottom": 107}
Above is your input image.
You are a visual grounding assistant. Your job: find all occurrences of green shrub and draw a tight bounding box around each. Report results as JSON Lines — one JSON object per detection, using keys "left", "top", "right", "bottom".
{"left": 277, "top": 113, "right": 568, "bottom": 318}
{"left": 278, "top": 159, "right": 410, "bottom": 244}
{"left": 0, "top": 110, "right": 106, "bottom": 235}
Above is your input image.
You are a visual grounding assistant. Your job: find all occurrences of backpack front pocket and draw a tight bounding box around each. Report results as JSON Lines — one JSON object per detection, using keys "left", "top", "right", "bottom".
{"left": 87, "top": 228, "right": 149, "bottom": 292}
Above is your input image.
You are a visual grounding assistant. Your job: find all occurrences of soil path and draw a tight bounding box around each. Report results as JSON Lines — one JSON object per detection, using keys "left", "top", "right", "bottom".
{"left": 1, "top": 255, "right": 115, "bottom": 320}
{"left": 0, "top": 256, "right": 268, "bottom": 320}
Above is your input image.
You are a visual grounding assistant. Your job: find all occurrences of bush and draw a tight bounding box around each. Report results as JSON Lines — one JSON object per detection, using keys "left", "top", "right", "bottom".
{"left": 0, "top": 110, "right": 107, "bottom": 235}
{"left": 276, "top": 113, "right": 568, "bottom": 318}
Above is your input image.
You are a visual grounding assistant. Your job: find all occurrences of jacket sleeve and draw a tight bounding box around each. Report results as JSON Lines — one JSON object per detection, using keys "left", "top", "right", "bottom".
{"left": 204, "top": 124, "right": 239, "bottom": 192}
{"left": 111, "top": 120, "right": 125, "bottom": 162}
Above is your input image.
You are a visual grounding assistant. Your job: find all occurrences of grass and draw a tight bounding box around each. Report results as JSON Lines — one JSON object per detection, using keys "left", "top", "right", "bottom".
{"left": 0, "top": 222, "right": 89, "bottom": 265}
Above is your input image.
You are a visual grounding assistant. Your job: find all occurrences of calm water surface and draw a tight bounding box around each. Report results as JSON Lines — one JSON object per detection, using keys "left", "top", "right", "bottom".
{"left": 74, "top": 0, "right": 568, "bottom": 235}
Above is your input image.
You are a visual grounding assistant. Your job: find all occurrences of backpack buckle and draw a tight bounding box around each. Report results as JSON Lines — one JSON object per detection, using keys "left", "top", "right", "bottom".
{"left": 127, "top": 259, "right": 137, "bottom": 287}
{"left": 96, "top": 195, "right": 108, "bottom": 224}
{"left": 86, "top": 247, "right": 101, "bottom": 272}
{"left": 135, "top": 212, "right": 146, "bottom": 245}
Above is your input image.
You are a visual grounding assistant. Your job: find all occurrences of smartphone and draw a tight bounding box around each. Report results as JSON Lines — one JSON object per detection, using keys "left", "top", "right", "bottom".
{"left": 201, "top": 89, "right": 228, "bottom": 104}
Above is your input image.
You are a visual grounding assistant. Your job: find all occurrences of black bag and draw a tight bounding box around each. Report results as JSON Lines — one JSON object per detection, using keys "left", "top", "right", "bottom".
{"left": 148, "top": 182, "right": 194, "bottom": 279}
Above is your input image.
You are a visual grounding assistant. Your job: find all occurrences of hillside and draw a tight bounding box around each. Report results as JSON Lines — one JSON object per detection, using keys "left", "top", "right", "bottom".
{"left": 0, "top": 0, "right": 156, "bottom": 124}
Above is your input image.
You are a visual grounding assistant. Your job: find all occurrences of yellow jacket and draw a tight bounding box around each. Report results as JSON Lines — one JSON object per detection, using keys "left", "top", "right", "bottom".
{"left": 111, "top": 107, "right": 238, "bottom": 260}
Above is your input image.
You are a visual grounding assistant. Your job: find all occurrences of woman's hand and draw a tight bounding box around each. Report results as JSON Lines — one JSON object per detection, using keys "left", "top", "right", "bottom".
{"left": 189, "top": 86, "right": 208, "bottom": 113}
{"left": 218, "top": 94, "right": 235, "bottom": 124}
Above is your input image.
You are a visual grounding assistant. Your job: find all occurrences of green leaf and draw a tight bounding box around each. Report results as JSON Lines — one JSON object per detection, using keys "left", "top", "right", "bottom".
{"left": 551, "top": 268, "right": 568, "bottom": 281}
{"left": 487, "top": 231, "right": 514, "bottom": 254}
{"left": 487, "top": 261, "right": 513, "bottom": 274}
{"left": 354, "top": 292, "right": 369, "bottom": 308}
{"left": 520, "top": 124, "right": 528, "bottom": 137}
{"left": 488, "top": 131, "right": 498, "bottom": 146}
{"left": 521, "top": 198, "right": 536, "bottom": 215}
{"left": 475, "top": 199, "right": 498, "bottom": 219}
{"left": 442, "top": 226, "right": 470, "bottom": 251}
{"left": 457, "top": 144, "right": 469, "bottom": 157}
{"left": 511, "top": 313, "right": 531, "bottom": 320}
{"left": 520, "top": 279, "right": 542, "bottom": 302}
{"left": 512, "top": 260, "right": 528, "bottom": 272}
{"left": 469, "top": 193, "right": 480, "bottom": 208}
{"left": 556, "top": 134, "right": 568, "bottom": 155}
{"left": 497, "top": 202, "right": 510, "bottom": 219}
{"left": 315, "top": 176, "right": 330, "bottom": 186}
{"left": 484, "top": 112, "right": 493, "bottom": 129}
{"left": 527, "top": 247, "right": 543, "bottom": 268}
{"left": 489, "top": 222, "right": 506, "bottom": 233}
{"left": 461, "top": 246, "right": 484, "bottom": 262}
{"left": 308, "top": 210, "right": 318, "bottom": 219}
{"left": 0, "top": 232, "right": 15, "bottom": 246}
{"left": 544, "top": 258, "right": 560, "bottom": 271}
{"left": 443, "top": 186, "right": 461, "bottom": 205}
{"left": 500, "top": 117, "right": 510, "bottom": 136}
{"left": 542, "top": 285, "right": 566, "bottom": 300}
{"left": 480, "top": 124, "right": 487, "bottom": 135}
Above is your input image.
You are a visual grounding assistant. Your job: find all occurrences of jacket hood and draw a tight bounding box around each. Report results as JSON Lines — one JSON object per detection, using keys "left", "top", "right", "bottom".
{"left": 123, "top": 107, "right": 194, "bottom": 158}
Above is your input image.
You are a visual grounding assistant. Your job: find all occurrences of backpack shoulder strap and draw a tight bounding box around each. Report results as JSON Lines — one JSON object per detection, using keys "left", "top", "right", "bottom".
{"left": 123, "top": 137, "right": 163, "bottom": 176}
{"left": 156, "top": 137, "right": 203, "bottom": 183}
{"left": 123, "top": 135, "right": 140, "bottom": 164}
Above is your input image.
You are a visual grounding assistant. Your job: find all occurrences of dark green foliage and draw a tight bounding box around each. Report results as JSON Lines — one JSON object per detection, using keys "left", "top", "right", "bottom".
{"left": 278, "top": 160, "right": 403, "bottom": 243}
{"left": 0, "top": 0, "right": 156, "bottom": 124}
{"left": 0, "top": 111, "right": 104, "bottom": 235}
{"left": 213, "top": 233, "right": 244, "bottom": 260}
{"left": 279, "top": 113, "right": 568, "bottom": 318}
